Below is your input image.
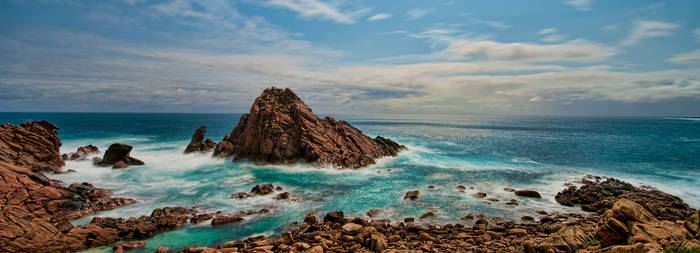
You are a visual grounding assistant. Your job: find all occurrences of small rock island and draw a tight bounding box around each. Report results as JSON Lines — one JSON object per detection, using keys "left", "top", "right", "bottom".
{"left": 212, "top": 87, "right": 406, "bottom": 168}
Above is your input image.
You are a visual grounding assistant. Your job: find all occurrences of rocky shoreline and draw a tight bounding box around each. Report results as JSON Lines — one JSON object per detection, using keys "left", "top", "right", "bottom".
{"left": 1, "top": 119, "right": 699, "bottom": 252}
{"left": 172, "top": 177, "right": 699, "bottom": 253}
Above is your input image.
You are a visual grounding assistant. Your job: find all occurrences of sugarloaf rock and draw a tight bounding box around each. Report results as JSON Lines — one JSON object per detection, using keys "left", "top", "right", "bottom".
{"left": 213, "top": 87, "right": 406, "bottom": 168}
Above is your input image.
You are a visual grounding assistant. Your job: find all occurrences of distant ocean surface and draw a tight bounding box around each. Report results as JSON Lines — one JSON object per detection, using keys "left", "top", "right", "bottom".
{"left": 2, "top": 112, "right": 699, "bottom": 252}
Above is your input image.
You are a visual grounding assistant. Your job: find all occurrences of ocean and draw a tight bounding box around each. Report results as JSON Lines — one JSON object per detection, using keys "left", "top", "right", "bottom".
{"left": 1, "top": 112, "right": 698, "bottom": 252}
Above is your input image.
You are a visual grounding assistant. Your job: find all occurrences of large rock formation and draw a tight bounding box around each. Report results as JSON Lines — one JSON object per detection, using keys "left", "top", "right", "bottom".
{"left": 184, "top": 126, "right": 217, "bottom": 153}
{"left": 0, "top": 161, "right": 136, "bottom": 252}
{"left": 0, "top": 121, "right": 64, "bottom": 172}
{"left": 213, "top": 87, "right": 406, "bottom": 168}
{"left": 95, "top": 143, "right": 144, "bottom": 169}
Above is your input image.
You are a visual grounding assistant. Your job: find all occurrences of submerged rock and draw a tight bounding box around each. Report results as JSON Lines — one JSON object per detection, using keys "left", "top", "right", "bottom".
{"left": 0, "top": 121, "right": 64, "bottom": 172}
{"left": 96, "top": 143, "right": 144, "bottom": 169}
{"left": 184, "top": 126, "right": 217, "bottom": 153}
{"left": 404, "top": 190, "right": 420, "bottom": 200}
{"left": 212, "top": 87, "right": 406, "bottom": 169}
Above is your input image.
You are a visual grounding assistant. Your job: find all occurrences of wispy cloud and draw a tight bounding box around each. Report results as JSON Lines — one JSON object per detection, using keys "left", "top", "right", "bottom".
{"left": 537, "top": 28, "right": 567, "bottom": 43}
{"left": 446, "top": 39, "right": 617, "bottom": 62}
{"left": 470, "top": 18, "right": 511, "bottom": 29}
{"left": 668, "top": 49, "right": 700, "bottom": 64}
{"left": 538, "top": 28, "right": 556, "bottom": 35}
{"left": 694, "top": 28, "right": 700, "bottom": 43}
{"left": 565, "top": 0, "right": 593, "bottom": 11}
{"left": 406, "top": 8, "right": 432, "bottom": 20}
{"left": 622, "top": 20, "right": 679, "bottom": 46}
{"left": 367, "top": 13, "right": 391, "bottom": 21}
{"left": 541, "top": 34, "right": 568, "bottom": 43}
{"left": 265, "top": 0, "right": 362, "bottom": 24}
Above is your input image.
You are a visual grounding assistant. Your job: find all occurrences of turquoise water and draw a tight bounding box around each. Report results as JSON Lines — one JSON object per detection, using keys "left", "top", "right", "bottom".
{"left": 1, "top": 113, "right": 699, "bottom": 252}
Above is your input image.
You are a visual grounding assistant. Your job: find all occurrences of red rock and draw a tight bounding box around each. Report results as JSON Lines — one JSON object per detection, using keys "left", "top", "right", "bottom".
{"left": 185, "top": 126, "right": 217, "bottom": 153}
{"left": 212, "top": 87, "right": 406, "bottom": 169}
{"left": 211, "top": 215, "right": 244, "bottom": 226}
{"left": 0, "top": 121, "right": 64, "bottom": 172}
{"left": 323, "top": 211, "right": 345, "bottom": 224}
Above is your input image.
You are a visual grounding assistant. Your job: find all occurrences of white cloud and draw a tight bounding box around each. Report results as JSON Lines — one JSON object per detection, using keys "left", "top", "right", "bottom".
{"left": 538, "top": 28, "right": 556, "bottom": 35}
{"left": 541, "top": 34, "right": 568, "bottom": 43}
{"left": 445, "top": 39, "right": 617, "bottom": 62}
{"left": 622, "top": 20, "right": 679, "bottom": 46}
{"left": 537, "top": 28, "right": 566, "bottom": 43}
{"left": 565, "top": 0, "right": 592, "bottom": 11}
{"left": 265, "top": 0, "right": 361, "bottom": 24}
{"left": 406, "top": 8, "right": 432, "bottom": 20}
{"left": 367, "top": 13, "right": 391, "bottom": 21}
{"left": 668, "top": 49, "right": 700, "bottom": 64}
{"left": 471, "top": 19, "right": 511, "bottom": 29}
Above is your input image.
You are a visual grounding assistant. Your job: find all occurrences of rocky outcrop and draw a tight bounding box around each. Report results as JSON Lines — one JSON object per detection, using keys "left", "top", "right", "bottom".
{"left": 184, "top": 126, "right": 217, "bottom": 153}
{"left": 95, "top": 143, "right": 144, "bottom": 169}
{"left": 0, "top": 121, "right": 64, "bottom": 172}
{"left": 62, "top": 145, "right": 99, "bottom": 161}
{"left": 0, "top": 161, "right": 136, "bottom": 252}
{"left": 555, "top": 178, "right": 693, "bottom": 220}
{"left": 595, "top": 198, "right": 697, "bottom": 248}
{"left": 213, "top": 87, "right": 406, "bottom": 169}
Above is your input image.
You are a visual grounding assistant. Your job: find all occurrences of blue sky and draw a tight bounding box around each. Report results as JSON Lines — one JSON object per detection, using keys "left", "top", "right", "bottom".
{"left": 1, "top": 0, "right": 700, "bottom": 115}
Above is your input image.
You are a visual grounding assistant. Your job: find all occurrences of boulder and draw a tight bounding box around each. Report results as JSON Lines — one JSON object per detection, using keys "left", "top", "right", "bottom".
{"left": 184, "top": 126, "right": 217, "bottom": 153}
{"left": 96, "top": 143, "right": 144, "bottom": 169}
{"left": 404, "top": 190, "right": 420, "bottom": 200}
{"left": 212, "top": 87, "right": 406, "bottom": 169}
{"left": 251, "top": 183, "right": 275, "bottom": 195}
{"left": 515, "top": 190, "right": 542, "bottom": 198}
{"left": 323, "top": 211, "right": 345, "bottom": 224}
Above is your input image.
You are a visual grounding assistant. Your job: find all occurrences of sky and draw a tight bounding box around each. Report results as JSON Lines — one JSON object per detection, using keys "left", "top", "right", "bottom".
{"left": 1, "top": 0, "right": 700, "bottom": 116}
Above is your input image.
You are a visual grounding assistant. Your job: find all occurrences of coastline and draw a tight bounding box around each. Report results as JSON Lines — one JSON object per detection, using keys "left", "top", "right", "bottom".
{"left": 2, "top": 116, "right": 699, "bottom": 252}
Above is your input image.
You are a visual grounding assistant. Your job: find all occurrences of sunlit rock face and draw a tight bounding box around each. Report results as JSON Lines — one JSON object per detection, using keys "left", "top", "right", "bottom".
{"left": 214, "top": 87, "right": 406, "bottom": 169}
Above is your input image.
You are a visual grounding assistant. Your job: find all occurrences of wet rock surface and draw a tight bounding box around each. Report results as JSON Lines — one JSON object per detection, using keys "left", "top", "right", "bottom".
{"left": 184, "top": 126, "right": 217, "bottom": 153}
{"left": 95, "top": 143, "right": 144, "bottom": 169}
{"left": 212, "top": 87, "right": 406, "bottom": 169}
{"left": 62, "top": 145, "right": 99, "bottom": 161}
